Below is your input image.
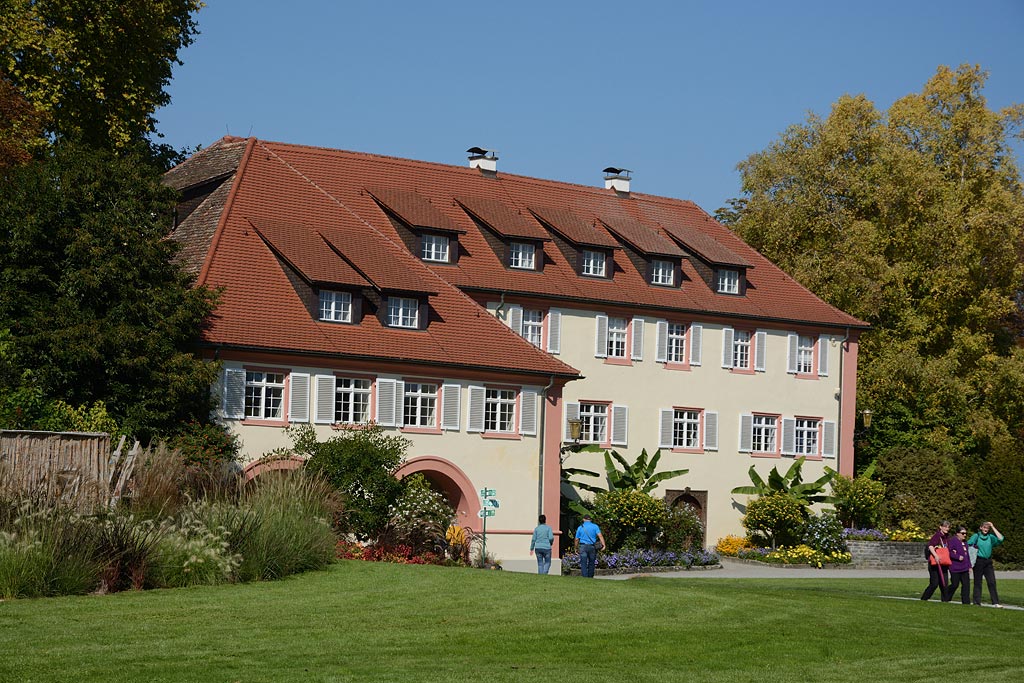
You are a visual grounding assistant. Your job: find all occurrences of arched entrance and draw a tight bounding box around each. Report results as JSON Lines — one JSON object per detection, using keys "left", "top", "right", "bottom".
{"left": 242, "top": 456, "right": 305, "bottom": 481}
{"left": 394, "top": 456, "right": 480, "bottom": 529}
{"left": 665, "top": 488, "right": 708, "bottom": 535}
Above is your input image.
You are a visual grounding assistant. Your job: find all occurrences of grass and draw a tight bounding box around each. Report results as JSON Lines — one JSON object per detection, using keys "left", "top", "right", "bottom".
{"left": 0, "top": 562, "right": 1021, "bottom": 683}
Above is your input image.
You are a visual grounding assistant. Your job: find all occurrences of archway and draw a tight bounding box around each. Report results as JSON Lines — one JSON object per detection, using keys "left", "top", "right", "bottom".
{"left": 394, "top": 456, "right": 480, "bottom": 530}
{"left": 665, "top": 488, "right": 708, "bottom": 537}
{"left": 242, "top": 456, "right": 304, "bottom": 482}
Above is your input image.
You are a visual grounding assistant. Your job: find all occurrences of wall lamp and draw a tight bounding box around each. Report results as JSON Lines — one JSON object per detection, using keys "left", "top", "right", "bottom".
{"left": 560, "top": 418, "right": 583, "bottom": 459}
{"left": 861, "top": 409, "right": 872, "bottom": 429}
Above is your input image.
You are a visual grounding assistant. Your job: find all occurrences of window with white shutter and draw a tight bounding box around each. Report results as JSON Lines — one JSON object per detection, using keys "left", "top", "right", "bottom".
{"left": 222, "top": 368, "right": 245, "bottom": 419}
{"left": 631, "top": 318, "right": 644, "bottom": 361}
{"left": 519, "top": 388, "right": 538, "bottom": 436}
{"left": 822, "top": 420, "right": 837, "bottom": 457}
{"left": 314, "top": 375, "right": 336, "bottom": 424}
{"left": 722, "top": 327, "right": 735, "bottom": 368}
{"left": 289, "top": 373, "right": 310, "bottom": 423}
{"left": 441, "top": 383, "right": 461, "bottom": 431}
{"left": 704, "top": 411, "right": 718, "bottom": 451}
{"left": 375, "top": 378, "right": 400, "bottom": 427}
{"left": 547, "top": 310, "right": 561, "bottom": 354}
{"left": 508, "top": 305, "right": 523, "bottom": 335}
{"left": 595, "top": 314, "right": 609, "bottom": 358}
{"left": 467, "top": 385, "right": 486, "bottom": 433}
{"left": 818, "top": 337, "right": 830, "bottom": 376}
{"left": 611, "top": 405, "right": 628, "bottom": 446}
{"left": 655, "top": 321, "right": 669, "bottom": 363}
{"left": 564, "top": 402, "right": 580, "bottom": 441}
{"left": 754, "top": 330, "right": 767, "bottom": 372}
{"left": 689, "top": 324, "right": 703, "bottom": 366}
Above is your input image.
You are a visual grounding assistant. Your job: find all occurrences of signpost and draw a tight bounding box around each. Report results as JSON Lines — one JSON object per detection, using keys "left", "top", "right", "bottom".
{"left": 479, "top": 488, "right": 499, "bottom": 566}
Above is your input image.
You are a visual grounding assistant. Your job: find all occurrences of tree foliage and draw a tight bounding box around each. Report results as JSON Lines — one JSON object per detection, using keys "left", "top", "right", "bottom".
{"left": 0, "top": 142, "right": 218, "bottom": 440}
{"left": 0, "top": 0, "right": 202, "bottom": 153}
{"left": 731, "top": 457, "right": 835, "bottom": 507}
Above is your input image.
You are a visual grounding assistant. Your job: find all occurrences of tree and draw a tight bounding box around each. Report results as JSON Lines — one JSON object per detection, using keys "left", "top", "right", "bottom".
{"left": 295, "top": 424, "right": 410, "bottom": 540}
{"left": 0, "top": 0, "right": 202, "bottom": 154}
{"left": 731, "top": 457, "right": 835, "bottom": 508}
{"left": 742, "top": 492, "right": 805, "bottom": 548}
{"left": 0, "top": 142, "right": 218, "bottom": 440}
{"left": 721, "top": 65, "right": 1024, "bottom": 468}
{"left": 0, "top": 77, "right": 46, "bottom": 169}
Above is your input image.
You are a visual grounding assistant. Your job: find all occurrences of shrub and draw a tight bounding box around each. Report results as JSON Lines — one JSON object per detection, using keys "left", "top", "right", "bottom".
{"left": 658, "top": 502, "right": 704, "bottom": 551}
{"left": 127, "top": 442, "right": 186, "bottom": 520}
{"left": 742, "top": 492, "right": 805, "bottom": 548}
{"left": 842, "top": 528, "right": 888, "bottom": 542}
{"left": 591, "top": 489, "right": 666, "bottom": 551}
{"left": 561, "top": 548, "right": 719, "bottom": 574}
{"left": 886, "top": 519, "right": 928, "bottom": 542}
{"left": 802, "top": 511, "right": 846, "bottom": 554}
{"left": 93, "top": 510, "right": 165, "bottom": 592}
{"left": 830, "top": 473, "right": 885, "bottom": 528}
{"left": 151, "top": 501, "right": 240, "bottom": 587}
{"left": 167, "top": 420, "right": 241, "bottom": 469}
{"left": 715, "top": 535, "right": 752, "bottom": 557}
{"left": 972, "top": 442, "right": 1024, "bottom": 565}
{"left": 760, "top": 544, "right": 851, "bottom": 567}
{"left": 378, "top": 473, "right": 453, "bottom": 554}
{"left": 875, "top": 446, "right": 971, "bottom": 530}
{"left": 0, "top": 502, "right": 99, "bottom": 599}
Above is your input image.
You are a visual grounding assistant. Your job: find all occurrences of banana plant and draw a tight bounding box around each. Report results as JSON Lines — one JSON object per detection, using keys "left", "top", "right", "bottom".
{"left": 730, "top": 456, "right": 835, "bottom": 506}
{"left": 561, "top": 446, "right": 688, "bottom": 495}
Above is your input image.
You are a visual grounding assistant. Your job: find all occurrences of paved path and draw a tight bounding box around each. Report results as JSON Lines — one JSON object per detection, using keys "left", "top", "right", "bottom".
{"left": 597, "top": 557, "right": 1024, "bottom": 580}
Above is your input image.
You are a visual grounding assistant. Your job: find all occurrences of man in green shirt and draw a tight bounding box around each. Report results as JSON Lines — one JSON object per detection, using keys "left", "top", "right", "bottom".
{"left": 967, "top": 521, "right": 1005, "bottom": 607}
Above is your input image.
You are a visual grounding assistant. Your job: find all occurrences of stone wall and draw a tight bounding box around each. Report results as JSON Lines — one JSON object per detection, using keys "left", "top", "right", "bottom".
{"left": 847, "top": 541, "right": 927, "bottom": 569}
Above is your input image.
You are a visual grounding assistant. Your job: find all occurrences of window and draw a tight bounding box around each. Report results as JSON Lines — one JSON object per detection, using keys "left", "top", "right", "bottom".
{"left": 666, "top": 323, "right": 687, "bottom": 363}
{"left": 388, "top": 297, "right": 419, "bottom": 328}
{"left": 335, "top": 377, "right": 371, "bottom": 424}
{"left": 732, "top": 330, "right": 751, "bottom": 369}
{"left": 421, "top": 234, "right": 450, "bottom": 262}
{"left": 403, "top": 382, "right": 437, "bottom": 427}
{"left": 716, "top": 269, "right": 739, "bottom": 294}
{"left": 794, "top": 418, "right": 819, "bottom": 456}
{"left": 579, "top": 403, "right": 608, "bottom": 443}
{"left": 752, "top": 415, "right": 777, "bottom": 453}
{"left": 522, "top": 309, "right": 544, "bottom": 348}
{"left": 510, "top": 242, "right": 536, "bottom": 270}
{"left": 245, "top": 371, "right": 284, "bottom": 420}
{"left": 319, "top": 290, "right": 352, "bottom": 322}
{"left": 796, "top": 335, "right": 814, "bottom": 375}
{"left": 484, "top": 388, "right": 517, "bottom": 432}
{"left": 607, "top": 317, "right": 628, "bottom": 358}
{"left": 671, "top": 409, "right": 701, "bottom": 449}
{"left": 581, "top": 249, "right": 606, "bottom": 277}
{"left": 651, "top": 259, "right": 674, "bottom": 286}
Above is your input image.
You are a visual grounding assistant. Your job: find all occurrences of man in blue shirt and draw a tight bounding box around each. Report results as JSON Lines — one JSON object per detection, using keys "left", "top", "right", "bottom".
{"left": 574, "top": 514, "right": 607, "bottom": 578}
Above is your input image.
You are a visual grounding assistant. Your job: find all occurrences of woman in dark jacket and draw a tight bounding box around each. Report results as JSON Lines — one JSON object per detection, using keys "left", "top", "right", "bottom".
{"left": 920, "top": 521, "right": 950, "bottom": 601}
{"left": 942, "top": 526, "right": 971, "bottom": 604}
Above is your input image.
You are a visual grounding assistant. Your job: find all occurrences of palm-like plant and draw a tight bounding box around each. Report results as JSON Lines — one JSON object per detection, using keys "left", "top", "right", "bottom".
{"left": 730, "top": 457, "right": 835, "bottom": 506}
{"left": 562, "top": 447, "right": 688, "bottom": 494}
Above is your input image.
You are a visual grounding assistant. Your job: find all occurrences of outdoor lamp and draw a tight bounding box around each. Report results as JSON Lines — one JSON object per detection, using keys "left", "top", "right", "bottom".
{"left": 862, "top": 409, "right": 872, "bottom": 429}
{"left": 568, "top": 418, "right": 582, "bottom": 442}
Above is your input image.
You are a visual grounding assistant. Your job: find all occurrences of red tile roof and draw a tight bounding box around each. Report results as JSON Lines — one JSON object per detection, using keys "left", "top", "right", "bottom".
{"left": 366, "top": 187, "right": 464, "bottom": 234}
{"left": 168, "top": 138, "right": 866, "bottom": 376}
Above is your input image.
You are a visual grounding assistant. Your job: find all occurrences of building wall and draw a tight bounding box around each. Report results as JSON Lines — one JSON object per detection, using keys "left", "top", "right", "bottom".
{"left": 490, "top": 301, "right": 848, "bottom": 544}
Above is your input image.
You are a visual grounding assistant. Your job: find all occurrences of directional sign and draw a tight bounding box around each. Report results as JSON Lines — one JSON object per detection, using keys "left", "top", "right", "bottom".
{"left": 483, "top": 498, "right": 500, "bottom": 509}
{"left": 480, "top": 488, "right": 496, "bottom": 498}
{"left": 478, "top": 508, "right": 496, "bottom": 518}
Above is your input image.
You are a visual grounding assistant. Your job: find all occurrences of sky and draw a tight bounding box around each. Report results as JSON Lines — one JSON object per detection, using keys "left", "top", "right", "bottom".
{"left": 158, "top": 0, "right": 1024, "bottom": 214}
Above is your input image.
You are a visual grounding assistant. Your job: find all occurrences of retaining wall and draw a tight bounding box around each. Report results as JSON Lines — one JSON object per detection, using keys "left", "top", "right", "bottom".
{"left": 847, "top": 541, "right": 927, "bottom": 569}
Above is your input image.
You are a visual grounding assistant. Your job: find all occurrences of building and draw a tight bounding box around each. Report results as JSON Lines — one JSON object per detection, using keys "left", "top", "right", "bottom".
{"left": 166, "top": 137, "right": 867, "bottom": 572}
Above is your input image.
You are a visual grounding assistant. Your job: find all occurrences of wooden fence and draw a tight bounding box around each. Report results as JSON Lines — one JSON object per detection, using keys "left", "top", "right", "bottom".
{"left": 0, "top": 430, "right": 140, "bottom": 508}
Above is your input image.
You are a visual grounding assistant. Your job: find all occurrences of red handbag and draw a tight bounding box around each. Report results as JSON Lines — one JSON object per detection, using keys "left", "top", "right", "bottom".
{"left": 930, "top": 546, "right": 952, "bottom": 566}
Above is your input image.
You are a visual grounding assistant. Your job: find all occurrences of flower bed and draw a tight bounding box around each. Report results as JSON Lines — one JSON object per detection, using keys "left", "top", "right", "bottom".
{"left": 561, "top": 548, "right": 720, "bottom": 575}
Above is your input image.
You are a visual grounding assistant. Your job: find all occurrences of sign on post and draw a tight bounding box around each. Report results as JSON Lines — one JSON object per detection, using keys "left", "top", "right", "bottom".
{"left": 480, "top": 488, "right": 496, "bottom": 498}
{"left": 477, "top": 508, "right": 496, "bottom": 518}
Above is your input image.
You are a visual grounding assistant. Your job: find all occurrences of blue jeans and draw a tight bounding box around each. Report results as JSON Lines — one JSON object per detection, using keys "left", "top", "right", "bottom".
{"left": 579, "top": 544, "right": 597, "bottom": 578}
{"left": 535, "top": 548, "right": 551, "bottom": 575}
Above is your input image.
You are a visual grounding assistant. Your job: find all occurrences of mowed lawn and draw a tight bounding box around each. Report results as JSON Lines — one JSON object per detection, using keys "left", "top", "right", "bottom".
{"left": 1, "top": 562, "right": 1021, "bottom": 683}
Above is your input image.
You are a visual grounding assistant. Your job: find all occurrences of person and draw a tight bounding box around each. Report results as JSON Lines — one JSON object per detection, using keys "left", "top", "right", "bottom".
{"left": 920, "top": 520, "right": 950, "bottom": 601}
{"left": 574, "top": 513, "right": 607, "bottom": 578}
{"left": 529, "top": 514, "right": 554, "bottom": 575}
{"left": 942, "top": 526, "right": 971, "bottom": 604}
{"left": 968, "top": 521, "right": 1005, "bottom": 607}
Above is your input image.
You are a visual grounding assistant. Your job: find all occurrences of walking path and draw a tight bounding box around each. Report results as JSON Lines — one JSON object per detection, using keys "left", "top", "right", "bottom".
{"left": 597, "top": 557, "right": 1024, "bottom": 580}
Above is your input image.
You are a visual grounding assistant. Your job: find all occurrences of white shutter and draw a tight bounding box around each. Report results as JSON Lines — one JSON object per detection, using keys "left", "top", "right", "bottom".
{"left": 787, "top": 333, "right": 799, "bottom": 374}
{"left": 611, "top": 405, "right": 628, "bottom": 446}
{"left": 781, "top": 418, "right": 796, "bottom": 455}
{"left": 441, "top": 383, "right": 461, "bottom": 431}
{"left": 704, "top": 411, "right": 718, "bottom": 451}
{"left": 595, "top": 314, "right": 608, "bottom": 358}
{"left": 738, "top": 414, "right": 753, "bottom": 452}
{"left": 722, "top": 327, "right": 734, "bottom": 368}
{"left": 564, "top": 402, "right": 580, "bottom": 441}
{"left": 631, "top": 318, "right": 644, "bottom": 360}
{"left": 376, "top": 378, "right": 399, "bottom": 427}
{"left": 467, "top": 385, "right": 485, "bottom": 433}
{"left": 289, "top": 372, "right": 310, "bottom": 423}
{"left": 818, "top": 336, "right": 830, "bottom": 376}
{"left": 314, "top": 374, "right": 336, "bottom": 424}
{"left": 659, "top": 409, "right": 674, "bottom": 449}
{"left": 222, "top": 368, "right": 246, "bottom": 420}
{"left": 508, "top": 305, "right": 523, "bottom": 335}
{"left": 822, "top": 420, "right": 837, "bottom": 458}
{"left": 547, "top": 309, "right": 561, "bottom": 354}
{"left": 519, "top": 388, "right": 538, "bottom": 435}
{"left": 655, "top": 321, "right": 668, "bottom": 363}
{"left": 689, "top": 324, "right": 702, "bottom": 366}
{"left": 754, "top": 330, "right": 767, "bottom": 372}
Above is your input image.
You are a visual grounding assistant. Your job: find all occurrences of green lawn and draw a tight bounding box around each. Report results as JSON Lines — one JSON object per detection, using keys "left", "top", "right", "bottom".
{"left": 1, "top": 562, "right": 1021, "bottom": 683}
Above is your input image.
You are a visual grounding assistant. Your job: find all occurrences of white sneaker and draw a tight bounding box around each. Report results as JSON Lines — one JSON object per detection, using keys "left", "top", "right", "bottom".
{"left": 993, "top": 604, "right": 1004, "bottom": 608}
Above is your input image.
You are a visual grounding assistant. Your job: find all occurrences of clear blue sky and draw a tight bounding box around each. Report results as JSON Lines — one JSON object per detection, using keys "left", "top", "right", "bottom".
{"left": 158, "top": 1, "right": 1024, "bottom": 213}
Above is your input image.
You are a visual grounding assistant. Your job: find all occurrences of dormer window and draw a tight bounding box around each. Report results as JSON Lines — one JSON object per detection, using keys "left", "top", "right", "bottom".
{"left": 651, "top": 259, "right": 675, "bottom": 286}
{"left": 509, "top": 242, "right": 536, "bottom": 270}
{"left": 716, "top": 268, "right": 740, "bottom": 294}
{"left": 319, "top": 290, "right": 352, "bottom": 322}
{"left": 581, "top": 249, "right": 607, "bottom": 277}
{"left": 421, "top": 234, "right": 450, "bottom": 263}
{"left": 387, "top": 296, "right": 420, "bottom": 328}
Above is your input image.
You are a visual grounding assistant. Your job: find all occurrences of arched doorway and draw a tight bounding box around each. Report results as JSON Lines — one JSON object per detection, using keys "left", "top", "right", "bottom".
{"left": 394, "top": 456, "right": 480, "bottom": 529}
{"left": 242, "top": 456, "right": 305, "bottom": 481}
{"left": 665, "top": 488, "right": 708, "bottom": 536}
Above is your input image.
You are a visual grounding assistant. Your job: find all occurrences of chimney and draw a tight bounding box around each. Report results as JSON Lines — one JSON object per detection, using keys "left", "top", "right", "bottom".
{"left": 603, "top": 167, "right": 632, "bottom": 194}
{"left": 467, "top": 147, "right": 498, "bottom": 174}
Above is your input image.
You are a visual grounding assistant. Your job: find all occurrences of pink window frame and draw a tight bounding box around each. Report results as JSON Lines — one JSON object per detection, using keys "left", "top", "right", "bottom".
{"left": 578, "top": 400, "right": 613, "bottom": 448}
{"left": 663, "top": 321, "right": 691, "bottom": 372}
{"left": 730, "top": 328, "right": 756, "bottom": 375}
{"left": 329, "top": 372, "right": 377, "bottom": 429}
{"left": 400, "top": 376, "right": 443, "bottom": 435}
{"left": 241, "top": 365, "right": 290, "bottom": 427}
{"left": 670, "top": 406, "right": 704, "bottom": 454}
{"left": 750, "top": 412, "right": 782, "bottom": 459}
{"left": 481, "top": 384, "right": 523, "bottom": 440}
{"left": 604, "top": 316, "right": 633, "bottom": 367}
